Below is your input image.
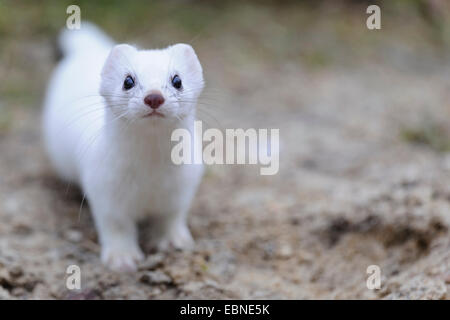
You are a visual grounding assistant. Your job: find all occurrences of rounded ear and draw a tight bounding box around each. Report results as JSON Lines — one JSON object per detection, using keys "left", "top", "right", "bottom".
{"left": 108, "top": 43, "right": 136, "bottom": 58}
{"left": 101, "top": 44, "right": 136, "bottom": 77}
{"left": 100, "top": 44, "right": 137, "bottom": 97}
{"left": 170, "top": 43, "right": 203, "bottom": 76}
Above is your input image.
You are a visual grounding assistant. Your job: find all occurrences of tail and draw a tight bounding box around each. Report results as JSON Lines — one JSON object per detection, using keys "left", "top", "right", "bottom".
{"left": 58, "top": 22, "right": 114, "bottom": 56}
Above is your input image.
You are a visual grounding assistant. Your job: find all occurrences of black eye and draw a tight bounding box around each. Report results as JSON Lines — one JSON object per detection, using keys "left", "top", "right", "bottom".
{"left": 172, "top": 75, "right": 182, "bottom": 90}
{"left": 123, "top": 75, "right": 135, "bottom": 90}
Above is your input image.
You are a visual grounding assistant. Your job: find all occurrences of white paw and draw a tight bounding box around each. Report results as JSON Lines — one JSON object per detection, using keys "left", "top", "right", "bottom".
{"left": 156, "top": 224, "right": 195, "bottom": 251}
{"left": 101, "top": 245, "right": 144, "bottom": 272}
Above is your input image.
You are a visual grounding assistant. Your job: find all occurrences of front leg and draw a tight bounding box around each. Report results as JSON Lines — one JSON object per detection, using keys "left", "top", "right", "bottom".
{"left": 151, "top": 211, "right": 194, "bottom": 251}
{"left": 92, "top": 203, "right": 144, "bottom": 272}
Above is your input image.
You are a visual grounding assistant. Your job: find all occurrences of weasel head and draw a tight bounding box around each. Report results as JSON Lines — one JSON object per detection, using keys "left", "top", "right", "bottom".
{"left": 100, "top": 43, "right": 204, "bottom": 122}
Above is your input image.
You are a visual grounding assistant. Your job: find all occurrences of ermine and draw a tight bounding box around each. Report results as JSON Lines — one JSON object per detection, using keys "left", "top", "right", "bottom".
{"left": 42, "top": 23, "right": 204, "bottom": 271}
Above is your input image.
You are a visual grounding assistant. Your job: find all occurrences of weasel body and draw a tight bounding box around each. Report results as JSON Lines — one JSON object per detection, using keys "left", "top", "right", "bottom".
{"left": 43, "top": 23, "right": 204, "bottom": 271}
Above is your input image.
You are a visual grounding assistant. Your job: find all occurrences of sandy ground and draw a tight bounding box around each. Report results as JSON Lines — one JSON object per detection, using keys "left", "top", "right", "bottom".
{"left": 1, "top": 2, "right": 450, "bottom": 299}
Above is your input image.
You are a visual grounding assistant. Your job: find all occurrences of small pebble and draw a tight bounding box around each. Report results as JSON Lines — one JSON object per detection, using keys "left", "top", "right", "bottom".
{"left": 65, "top": 229, "right": 83, "bottom": 243}
{"left": 9, "top": 266, "right": 23, "bottom": 278}
{"left": 140, "top": 271, "right": 172, "bottom": 285}
{"left": 278, "top": 244, "right": 293, "bottom": 258}
{"left": 138, "top": 253, "right": 164, "bottom": 271}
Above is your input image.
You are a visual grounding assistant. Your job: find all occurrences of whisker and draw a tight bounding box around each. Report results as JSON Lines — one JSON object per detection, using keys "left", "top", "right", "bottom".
{"left": 78, "top": 193, "right": 86, "bottom": 223}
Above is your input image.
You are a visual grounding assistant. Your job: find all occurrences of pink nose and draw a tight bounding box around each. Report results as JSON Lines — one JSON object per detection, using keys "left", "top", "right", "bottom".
{"left": 144, "top": 93, "right": 165, "bottom": 109}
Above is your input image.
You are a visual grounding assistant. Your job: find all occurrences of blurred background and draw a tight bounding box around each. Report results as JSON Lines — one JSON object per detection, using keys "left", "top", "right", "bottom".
{"left": 1, "top": 0, "right": 450, "bottom": 299}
